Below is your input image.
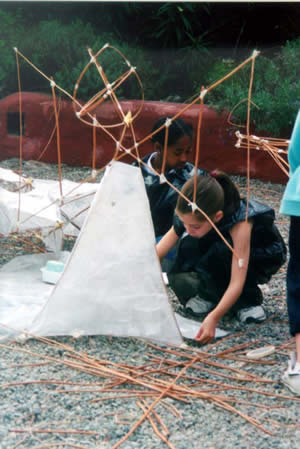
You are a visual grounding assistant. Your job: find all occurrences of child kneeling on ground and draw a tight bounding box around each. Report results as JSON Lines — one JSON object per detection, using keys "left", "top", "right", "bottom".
{"left": 157, "top": 170, "right": 287, "bottom": 344}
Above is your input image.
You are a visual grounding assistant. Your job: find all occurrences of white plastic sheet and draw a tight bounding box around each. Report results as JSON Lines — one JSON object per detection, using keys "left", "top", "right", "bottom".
{"left": 174, "top": 313, "right": 228, "bottom": 340}
{"left": 0, "top": 252, "right": 70, "bottom": 340}
{"left": 0, "top": 178, "right": 98, "bottom": 251}
{"left": 0, "top": 254, "right": 228, "bottom": 343}
{"left": 30, "top": 161, "right": 184, "bottom": 346}
{"left": 0, "top": 167, "right": 26, "bottom": 184}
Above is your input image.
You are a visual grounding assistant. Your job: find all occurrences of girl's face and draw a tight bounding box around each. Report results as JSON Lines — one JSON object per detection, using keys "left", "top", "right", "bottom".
{"left": 177, "top": 211, "right": 223, "bottom": 238}
{"left": 156, "top": 134, "right": 192, "bottom": 171}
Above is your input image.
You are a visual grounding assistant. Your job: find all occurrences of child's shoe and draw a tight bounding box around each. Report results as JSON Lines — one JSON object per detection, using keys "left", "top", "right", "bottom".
{"left": 282, "top": 352, "right": 300, "bottom": 396}
{"left": 236, "top": 305, "right": 266, "bottom": 324}
{"left": 185, "top": 296, "right": 214, "bottom": 317}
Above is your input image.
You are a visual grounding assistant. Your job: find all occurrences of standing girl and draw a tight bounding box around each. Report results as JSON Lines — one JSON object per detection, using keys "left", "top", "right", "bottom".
{"left": 280, "top": 110, "right": 300, "bottom": 395}
{"left": 157, "top": 171, "right": 286, "bottom": 343}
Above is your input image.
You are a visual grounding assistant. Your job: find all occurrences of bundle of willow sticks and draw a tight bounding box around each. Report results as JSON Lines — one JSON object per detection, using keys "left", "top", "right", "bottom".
{"left": 1, "top": 330, "right": 299, "bottom": 449}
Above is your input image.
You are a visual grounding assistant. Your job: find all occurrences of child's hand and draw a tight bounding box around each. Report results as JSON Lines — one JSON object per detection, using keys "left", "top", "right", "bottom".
{"left": 195, "top": 313, "right": 218, "bottom": 344}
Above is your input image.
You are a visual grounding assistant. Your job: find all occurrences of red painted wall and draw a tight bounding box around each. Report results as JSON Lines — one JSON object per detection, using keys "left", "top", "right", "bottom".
{"left": 0, "top": 92, "right": 288, "bottom": 184}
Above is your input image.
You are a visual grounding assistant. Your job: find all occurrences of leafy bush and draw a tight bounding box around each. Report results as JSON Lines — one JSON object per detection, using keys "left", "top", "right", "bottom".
{"left": 0, "top": 7, "right": 214, "bottom": 103}
{"left": 2, "top": 9, "right": 300, "bottom": 138}
{"left": 146, "top": 2, "right": 212, "bottom": 48}
{"left": 0, "top": 17, "right": 160, "bottom": 101}
{"left": 52, "top": 37, "right": 160, "bottom": 102}
{"left": 201, "top": 42, "right": 300, "bottom": 137}
{"left": 0, "top": 10, "right": 23, "bottom": 94}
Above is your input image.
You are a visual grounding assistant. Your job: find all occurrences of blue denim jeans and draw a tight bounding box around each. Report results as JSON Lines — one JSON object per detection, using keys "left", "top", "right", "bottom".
{"left": 287, "top": 216, "right": 300, "bottom": 336}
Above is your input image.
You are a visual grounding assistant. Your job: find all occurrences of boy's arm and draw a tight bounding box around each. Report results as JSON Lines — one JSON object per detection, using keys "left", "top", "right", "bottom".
{"left": 195, "top": 220, "right": 253, "bottom": 343}
{"left": 156, "top": 226, "right": 179, "bottom": 261}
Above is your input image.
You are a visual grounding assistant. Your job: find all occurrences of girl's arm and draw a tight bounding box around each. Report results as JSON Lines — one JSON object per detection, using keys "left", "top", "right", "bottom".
{"left": 196, "top": 219, "right": 253, "bottom": 343}
{"left": 156, "top": 226, "right": 179, "bottom": 261}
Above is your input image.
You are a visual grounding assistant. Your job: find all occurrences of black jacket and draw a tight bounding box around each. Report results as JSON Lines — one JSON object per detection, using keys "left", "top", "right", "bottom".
{"left": 135, "top": 153, "right": 205, "bottom": 237}
{"left": 172, "top": 198, "right": 287, "bottom": 284}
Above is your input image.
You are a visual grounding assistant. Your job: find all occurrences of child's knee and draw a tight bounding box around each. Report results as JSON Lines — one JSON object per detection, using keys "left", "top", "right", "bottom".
{"left": 168, "top": 272, "right": 201, "bottom": 305}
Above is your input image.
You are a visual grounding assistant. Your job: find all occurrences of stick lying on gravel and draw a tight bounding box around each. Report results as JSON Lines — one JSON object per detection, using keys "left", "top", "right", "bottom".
{"left": 1, "top": 329, "right": 299, "bottom": 449}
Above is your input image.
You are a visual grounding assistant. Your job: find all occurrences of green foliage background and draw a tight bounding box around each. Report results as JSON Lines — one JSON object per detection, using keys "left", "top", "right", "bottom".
{"left": 203, "top": 41, "right": 300, "bottom": 137}
{"left": 0, "top": 4, "right": 300, "bottom": 137}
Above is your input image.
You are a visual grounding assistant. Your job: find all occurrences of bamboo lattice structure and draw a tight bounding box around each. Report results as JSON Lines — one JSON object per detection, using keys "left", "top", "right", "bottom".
{"left": 2, "top": 46, "right": 283, "bottom": 264}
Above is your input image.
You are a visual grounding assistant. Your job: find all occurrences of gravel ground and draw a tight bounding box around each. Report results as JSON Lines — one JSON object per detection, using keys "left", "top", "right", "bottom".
{"left": 0, "top": 158, "right": 299, "bottom": 449}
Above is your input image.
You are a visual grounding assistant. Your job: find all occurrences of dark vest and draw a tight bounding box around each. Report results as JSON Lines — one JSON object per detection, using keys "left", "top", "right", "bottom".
{"left": 172, "top": 198, "right": 287, "bottom": 284}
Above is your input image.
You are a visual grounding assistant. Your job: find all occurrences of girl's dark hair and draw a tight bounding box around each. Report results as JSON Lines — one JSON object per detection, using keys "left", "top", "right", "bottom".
{"left": 151, "top": 117, "right": 193, "bottom": 146}
{"left": 176, "top": 170, "right": 240, "bottom": 219}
